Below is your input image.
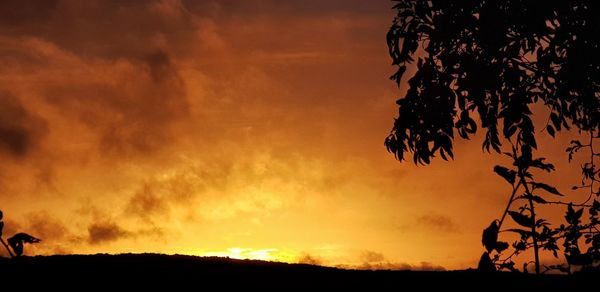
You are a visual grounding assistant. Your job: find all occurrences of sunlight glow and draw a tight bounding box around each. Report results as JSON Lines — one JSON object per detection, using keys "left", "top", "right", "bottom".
{"left": 197, "top": 248, "right": 295, "bottom": 262}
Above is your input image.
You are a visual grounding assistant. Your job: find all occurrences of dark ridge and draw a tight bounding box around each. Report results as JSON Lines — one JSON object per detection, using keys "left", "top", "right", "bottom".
{"left": 0, "top": 253, "right": 596, "bottom": 289}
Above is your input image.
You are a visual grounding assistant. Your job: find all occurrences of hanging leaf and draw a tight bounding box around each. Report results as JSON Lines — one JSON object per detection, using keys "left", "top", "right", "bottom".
{"left": 546, "top": 125, "right": 555, "bottom": 137}
{"left": 513, "top": 240, "right": 527, "bottom": 251}
{"left": 565, "top": 203, "right": 583, "bottom": 225}
{"left": 530, "top": 182, "right": 563, "bottom": 196}
{"left": 550, "top": 112, "right": 561, "bottom": 130}
{"left": 493, "top": 166, "right": 516, "bottom": 184}
{"left": 508, "top": 211, "right": 533, "bottom": 228}
{"left": 390, "top": 65, "right": 407, "bottom": 86}
{"left": 482, "top": 221, "right": 499, "bottom": 252}
{"left": 523, "top": 195, "right": 547, "bottom": 204}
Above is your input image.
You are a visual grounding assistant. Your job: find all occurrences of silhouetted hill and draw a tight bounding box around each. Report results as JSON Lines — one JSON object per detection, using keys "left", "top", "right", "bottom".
{"left": 0, "top": 253, "right": 595, "bottom": 289}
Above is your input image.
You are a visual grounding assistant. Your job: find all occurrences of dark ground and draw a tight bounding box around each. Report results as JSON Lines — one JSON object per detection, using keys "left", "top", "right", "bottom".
{"left": 0, "top": 254, "right": 595, "bottom": 289}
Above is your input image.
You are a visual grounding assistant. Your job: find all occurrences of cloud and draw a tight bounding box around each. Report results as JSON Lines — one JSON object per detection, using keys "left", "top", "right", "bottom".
{"left": 360, "top": 250, "right": 385, "bottom": 263}
{"left": 39, "top": 47, "right": 189, "bottom": 156}
{"left": 88, "top": 221, "right": 131, "bottom": 245}
{"left": 2, "top": 219, "right": 22, "bottom": 239}
{"left": 21, "top": 212, "right": 80, "bottom": 255}
{"left": 354, "top": 250, "right": 446, "bottom": 271}
{"left": 398, "top": 213, "right": 461, "bottom": 234}
{"left": 0, "top": 0, "right": 58, "bottom": 27}
{"left": 415, "top": 214, "right": 460, "bottom": 233}
{"left": 125, "top": 184, "right": 168, "bottom": 220}
{"left": 25, "top": 211, "right": 69, "bottom": 241}
{"left": 0, "top": 0, "right": 510, "bottom": 270}
{"left": 0, "top": 211, "right": 78, "bottom": 256}
{"left": 123, "top": 166, "right": 210, "bottom": 222}
{"left": 0, "top": 92, "right": 47, "bottom": 158}
{"left": 297, "top": 253, "right": 323, "bottom": 265}
{"left": 185, "top": 0, "right": 389, "bottom": 19}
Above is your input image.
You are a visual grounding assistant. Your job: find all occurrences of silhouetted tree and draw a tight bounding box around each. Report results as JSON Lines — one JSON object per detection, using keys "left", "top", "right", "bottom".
{"left": 386, "top": 1, "right": 599, "bottom": 274}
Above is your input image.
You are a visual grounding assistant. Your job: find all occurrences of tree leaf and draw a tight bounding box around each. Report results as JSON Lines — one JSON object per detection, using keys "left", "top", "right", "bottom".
{"left": 550, "top": 112, "right": 561, "bottom": 130}
{"left": 482, "top": 221, "right": 499, "bottom": 252}
{"left": 390, "top": 65, "right": 407, "bottom": 86}
{"left": 565, "top": 203, "right": 583, "bottom": 225}
{"left": 525, "top": 195, "right": 547, "bottom": 204}
{"left": 575, "top": 209, "right": 583, "bottom": 221}
{"left": 531, "top": 182, "right": 563, "bottom": 196}
{"left": 493, "top": 166, "right": 516, "bottom": 185}
{"left": 546, "top": 125, "right": 555, "bottom": 137}
{"left": 508, "top": 211, "right": 533, "bottom": 228}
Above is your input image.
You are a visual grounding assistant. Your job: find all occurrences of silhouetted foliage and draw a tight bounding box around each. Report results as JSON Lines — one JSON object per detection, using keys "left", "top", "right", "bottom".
{"left": 0, "top": 210, "right": 41, "bottom": 258}
{"left": 386, "top": 0, "right": 599, "bottom": 164}
{"left": 386, "top": 1, "right": 600, "bottom": 273}
{"left": 8, "top": 233, "right": 41, "bottom": 257}
{"left": 477, "top": 252, "right": 496, "bottom": 272}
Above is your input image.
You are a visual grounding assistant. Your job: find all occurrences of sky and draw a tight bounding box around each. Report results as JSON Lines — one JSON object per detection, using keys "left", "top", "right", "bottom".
{"left": 0, "top": 0, "right": 590, "bottom": 270}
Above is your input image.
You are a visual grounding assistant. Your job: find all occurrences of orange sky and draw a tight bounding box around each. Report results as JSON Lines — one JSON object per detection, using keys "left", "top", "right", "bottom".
{"left": 0, "top": 0, "right": 590, "bottom": 270}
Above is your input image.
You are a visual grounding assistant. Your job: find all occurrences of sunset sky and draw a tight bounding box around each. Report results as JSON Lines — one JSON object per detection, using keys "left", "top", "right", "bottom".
{"left": 0, "top": 0, "right": 590, "bottom": 270}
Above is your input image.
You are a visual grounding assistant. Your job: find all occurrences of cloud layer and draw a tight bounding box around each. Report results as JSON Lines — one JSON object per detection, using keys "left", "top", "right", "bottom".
{"left": 0, "top": 0, "right": 586, "bottom": 269}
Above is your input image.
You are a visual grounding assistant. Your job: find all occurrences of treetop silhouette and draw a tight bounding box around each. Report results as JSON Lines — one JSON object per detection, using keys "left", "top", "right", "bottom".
{"left": 386, "top": 1, "right": 600, "bottom": 274}
{"left": 385, "top": 0, "right": 599, "bottom": 164}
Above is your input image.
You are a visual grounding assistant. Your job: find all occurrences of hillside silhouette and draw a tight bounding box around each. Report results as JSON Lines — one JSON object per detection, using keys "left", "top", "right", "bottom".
{"left": 0, "top": 253, "right": 595, "bottom": 289}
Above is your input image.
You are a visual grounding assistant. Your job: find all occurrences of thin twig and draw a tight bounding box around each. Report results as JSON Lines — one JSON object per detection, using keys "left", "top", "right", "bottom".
{"left": 0, "top": 238, "right": 14, "bottom": 258}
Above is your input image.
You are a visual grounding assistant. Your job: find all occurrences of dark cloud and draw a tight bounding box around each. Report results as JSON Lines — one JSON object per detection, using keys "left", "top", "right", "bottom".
{"left": 19, "top": 212, "right": 79, "bottom": 256}
{"left": 354, "top": 250, "right": 446, "bottom": 271}
{"left": 0, "top": 92, "right": 47, "bottom": 158}
{"left": 39, "top": 49, "right": 188, "bottom": 156}
{"left": 25, "top": 212, "right": 69, "bottom": 242}
{"left": 134, "top": 225, "right": 166, "bottom": 240}
{"left": 145, "top": 51, "right": 179, "bottom": 83}
{"left": 297, "top": 253, "right": 323, "bottom": 265}
{"left": 185, "top": 0, "right": 389, "bottom": 18}
{"left": 88, "top": 221, "right": 131, "bottom": 245}
{"left": 415, "top": 214, "right": 460, "bottom": 233}
{"left": 0, "top": 0, "right": 195, "bottom": 59}
{"left": 125, "top": 184, "right": 168, "bottom": 220}
{"left": 0, "top": 0, "right": 58, "bottom": 26}
{"left": 2, "top": 219, "right": 23, "bottom": 239}
{"left": 124, "top": 167, "right": 209, "bottom": 221}
{"left": 360, "top": 250, "right": 385, "bottom": 263}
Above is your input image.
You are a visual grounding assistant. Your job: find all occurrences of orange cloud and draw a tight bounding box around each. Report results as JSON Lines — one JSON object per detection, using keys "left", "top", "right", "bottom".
{"left": 0, "top": 0, "right": 587, "bottom": 270}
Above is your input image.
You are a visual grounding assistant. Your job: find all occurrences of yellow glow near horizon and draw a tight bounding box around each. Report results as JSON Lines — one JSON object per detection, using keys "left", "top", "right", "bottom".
{"left": 196, "top": 248, "right": 296, "bottom": 263}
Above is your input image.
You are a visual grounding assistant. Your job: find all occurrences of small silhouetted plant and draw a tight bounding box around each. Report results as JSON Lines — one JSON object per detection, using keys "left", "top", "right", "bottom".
{"left": 386, "top": 1, "right": 599, "bottom": 273}
{"left": 0, "top": 210, "right": 41, "bottom": 258}
{"left": 7, "top": 233, "right": 41, "bottom": 257}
